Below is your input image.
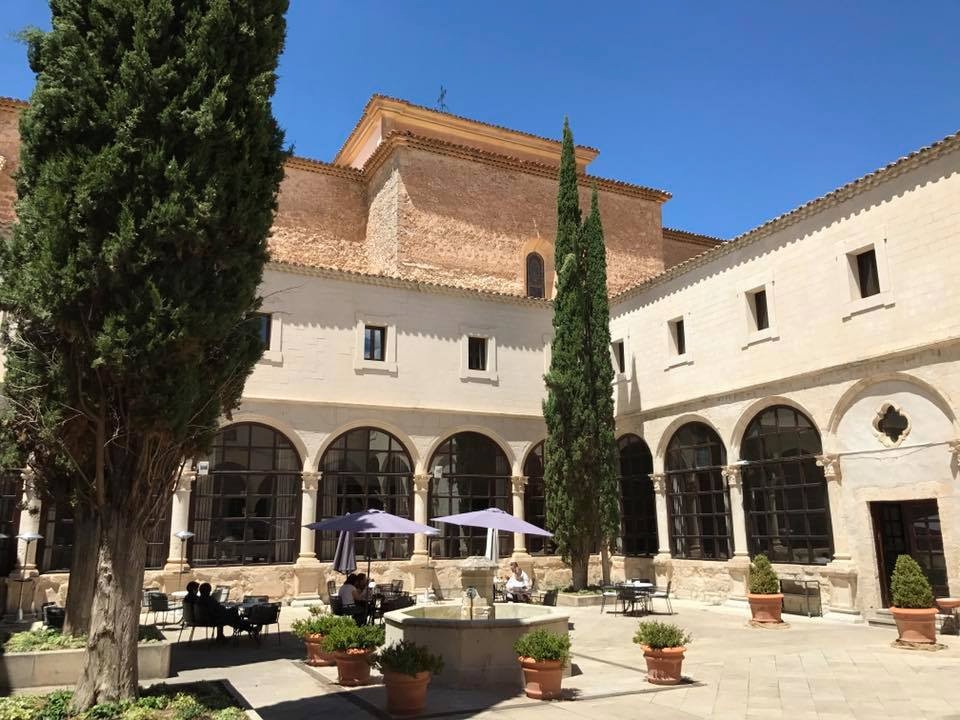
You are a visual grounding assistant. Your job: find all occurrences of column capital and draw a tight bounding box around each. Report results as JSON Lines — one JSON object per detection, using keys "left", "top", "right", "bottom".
{"left": 511, "top": 476, "right": 528, "bottom": 496}
{"left": 816, "top": 454, "right": 842, "bottom": 483}
{"left": 176, "top": 471, "right": 196, "bottom": 492}
{"left": 650, "top": 473, "right": 667, "bottom": 495}
{"left": 301, "top": 471, "right": 320, "bottom": 492}
{"left": 413, "top": 474, "right": 431, "bottom": 493}
{"left": 721, "top": 465, "right": 743, "bottom": 491}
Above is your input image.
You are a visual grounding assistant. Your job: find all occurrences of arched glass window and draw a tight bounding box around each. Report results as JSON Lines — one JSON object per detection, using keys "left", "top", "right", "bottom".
{"left": 741, "top": 405, "right": 833, "bottom": 564}
{"left": 317, "top": 427, "right": 414, "bottom": 562}
{"left": 429, "top": 432, "right": 512, "bottom": 558}
{"left": 523, "top": 442, "right": 554, "bottom": 555}
{"left": 526, "top": 252, "right": 545, "bottom": 299}
{"left": 665, "top": 422, "right": 731, "bottom": 560}
{"left": 190, "top": 423, "right": 301, "bottom": 567}
{"left": 618, "top": 435, "right": 658, "bottom": 557}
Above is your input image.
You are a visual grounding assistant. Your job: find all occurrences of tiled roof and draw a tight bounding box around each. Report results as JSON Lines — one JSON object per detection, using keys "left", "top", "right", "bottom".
{"left": 662, "top": 227, "right": 723, "bottom": 247}
{"left": 335, "top": 93, "right": 600, "bottom": 164}
{"left": 0, "top": 97, "right": 28, "bottom": 111}
{"left": 613, "top": 128, "right": 960, "bottom": 305}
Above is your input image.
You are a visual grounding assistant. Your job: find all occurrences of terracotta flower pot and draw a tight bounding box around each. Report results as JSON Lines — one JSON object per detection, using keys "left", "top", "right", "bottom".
{"left": 304, "top": 633, "right": 336, "bottom": 667}
{"left": 517, "top": 656, "right": 563, "bottom": 699}
{"left": 747, "top": 592, "right": 784, "bottom": 623}
{"left": 333, "top": 649, "right": 374, "bottom": 686}
{"left": 891, "top": 606, "right": 938, "bottom": 644}
{"left": 641, "top": 645, "right": 686, "bottom": 685}
{"left": 383, "top": 670, "right": 431, "bottom": 716}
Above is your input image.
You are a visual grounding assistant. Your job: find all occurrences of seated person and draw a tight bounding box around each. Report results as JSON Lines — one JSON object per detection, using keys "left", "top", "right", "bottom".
{"left": 196, "top": 582, "right": 256, "bottom": 641}
{"left": 183, "top": 580, "right": 200, "bottom": 604}
{"left": 506, "top": 561, "right": 532, "bottom": 603}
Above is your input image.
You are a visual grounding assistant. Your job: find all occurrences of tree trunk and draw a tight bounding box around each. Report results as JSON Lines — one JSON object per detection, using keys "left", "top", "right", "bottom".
{"left": 570, "top": 540, "right": 590, "bottom": 591}
{"left": 63, "top": 509, "right": 100, "bottom": 636}
{"left": 70, "top": 507, "right": 147, "bottom": 712}
{"left": 600, "top": 543, "right": 611, "bottom": 585}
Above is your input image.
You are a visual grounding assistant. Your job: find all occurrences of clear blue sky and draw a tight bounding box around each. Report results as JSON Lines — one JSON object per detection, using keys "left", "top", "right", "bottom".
{"left": 2, "top": 1, "right": 958, "bottom": 238}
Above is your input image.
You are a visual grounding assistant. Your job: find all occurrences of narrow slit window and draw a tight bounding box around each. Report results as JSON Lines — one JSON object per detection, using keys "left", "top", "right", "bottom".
{"left": 613, "top": 340, "right": 626, "bottom": 374}
{"left": 671, "top": 319, "right": 686, "bottom": 356}
{"left": 253, "top": 313, "right": 272, "bottom": 350}
{"left": 752, "top": 290, "right": 769, "bottom": 331}
{"left": 855, "top": 249, "right": 880, "bottom": 298}
{"left": 468, "top": 336, "right": 487, "bottom": 371}
{"left": 363, "top": 325, "right": 386, "bottom": 361}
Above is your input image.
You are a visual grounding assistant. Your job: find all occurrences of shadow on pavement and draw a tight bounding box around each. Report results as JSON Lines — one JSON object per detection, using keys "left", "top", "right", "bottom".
{"left": 169, "top": 630, "right": 304, "bottom": 672}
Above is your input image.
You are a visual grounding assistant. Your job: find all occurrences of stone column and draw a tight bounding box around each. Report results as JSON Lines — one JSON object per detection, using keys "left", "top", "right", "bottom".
{"left": 411, "top": 474, "right": 431, "bottom": 563}
{"left": 511, "top": 476, "right": 530, "bottom": 558}
{"left": 163, "top": 471, "right": 195, "bottom": 574}
{"left": 650, "top": 473, "right": 672, "bottom": 587}
{"left": 722, "top": 465, "right": 751, "bottom": 604}
{"left": 816, "top": 453, "right": 859, "bottom": 620}
{"left": 5, "top": 469, "right": 41, "bottom": 620}
{"left": 292, "top": 471, "right": 323, "bottom": 604}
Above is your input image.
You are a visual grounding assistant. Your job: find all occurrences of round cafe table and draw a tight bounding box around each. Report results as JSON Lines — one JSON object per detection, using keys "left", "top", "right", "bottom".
{"left": 170, "top": 590, "right": 188, "bottom": 600}
{"left": 937, "top": 598, "right": 960, "bottom": 635}
{"left": 621, "top": 581, "right": 653, "bottom": 615}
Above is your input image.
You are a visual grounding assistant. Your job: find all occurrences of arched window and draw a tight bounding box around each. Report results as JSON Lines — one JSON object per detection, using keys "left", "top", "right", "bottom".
{"left": 429, "top": 432, "right": 512, "bottom": 558}
{"left": 741, "top": 405, "right": 833, "bottom": 564}
{"left": 665, "top": 422, "right": 731, "bottom": 560}
{"left": 523, "top": 442, "right": 554, "bottom": 555}
{"left": 526, "top": 252, "right": 545, "bottom": 299}
{"left": 618, "top": 435, "right": 658, "bottom": 557}
{"left": 317, "top": 427, "right": 414, "bottom": 562}
{"left": 189, "top": 422, "right": 301, "bottom": 567}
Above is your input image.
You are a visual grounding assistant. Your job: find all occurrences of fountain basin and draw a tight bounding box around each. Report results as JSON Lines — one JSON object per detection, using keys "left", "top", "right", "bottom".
{"left": 383, "top": 603, "right": 570, "bottom": 687}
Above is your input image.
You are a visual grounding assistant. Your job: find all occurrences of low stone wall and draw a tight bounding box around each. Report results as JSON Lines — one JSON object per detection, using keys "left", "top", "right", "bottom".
{"left": 556, "top": 592, "right": 603, "bottom": 607}
{"left": 0, "top": 640, "right": 170, "bottom": 691}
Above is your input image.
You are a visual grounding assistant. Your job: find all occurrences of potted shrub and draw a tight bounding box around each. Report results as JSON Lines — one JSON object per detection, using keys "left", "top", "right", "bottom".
{"left": 322, "top": 623, "right": 385, "bottom": 686}
{"left": 374, "top": 640, "right": 444, "bottom": 716}
{"left": 747, "top": 553, "right": 783, "bottom": 623}
{"left": 291, "top": 612, "right": 354, "bottom": 667}
{"left": 889, "top": 554, "right": 937, "bottom": 644}
{"left": 513, "top": 629, "right": 570, "bottom": 700}
{"left": 633, "top": 621, "right": 691, "bottom": 685}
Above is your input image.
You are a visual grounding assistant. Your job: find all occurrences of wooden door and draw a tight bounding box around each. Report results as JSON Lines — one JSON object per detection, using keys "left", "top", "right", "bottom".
{"left": 872, "top": 499, "right": 947, "bottom": 606}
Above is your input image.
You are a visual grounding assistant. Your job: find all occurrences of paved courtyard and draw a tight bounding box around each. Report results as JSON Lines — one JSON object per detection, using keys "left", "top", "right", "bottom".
{"left": 157, "top": 600, "right": 960, "bottom": 720}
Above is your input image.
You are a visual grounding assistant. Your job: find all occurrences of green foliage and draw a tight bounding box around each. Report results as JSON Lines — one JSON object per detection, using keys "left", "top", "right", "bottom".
{"left": 561, "top": 584, "right": 602, "bottom": 594}
{"left": 291, "top": 614, "right": 354, "bottom": 639}
{"left": 375, "top": 640, "right": 444, "bottom": 677}
{"left": 0, "top": 682, "right": 240, "bottom": 719}
{"left": 749, "top": 554, "right": 781, "bottom": 594}
{"left": 890, "top": 554, "right": 934, "bottom": 609}
{"left": 307, "top": 604, "right": 328, "bottom": 616}
{"left": 3, "top": 627, "right": 86, "bottom": 652}
{"left": 633, "top": 621, "right": 691, "bottom": 650}
{"left": 512, "top": 629, "right": 571, "bottom": 663}
{"left": 321, "top": 623, "right": 385, "bottom": 652}
{"left": 543, "top": 121, "right": 620, "bottom": 587}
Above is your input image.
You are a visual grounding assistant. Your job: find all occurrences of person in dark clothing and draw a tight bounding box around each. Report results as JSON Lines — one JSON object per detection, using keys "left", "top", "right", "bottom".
{"left": 183, "top": 581, "right": 200, "bottom": 604}
{"left": 197, "top": 582, "right": 257, "bottom": 641}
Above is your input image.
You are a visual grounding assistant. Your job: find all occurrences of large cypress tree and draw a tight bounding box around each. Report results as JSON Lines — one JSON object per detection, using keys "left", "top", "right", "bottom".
{"left": 0, "top": 0, "right": 288, "bottom": 709}
{"left": 543, "top": 122, "right": 619, "bottom": 589}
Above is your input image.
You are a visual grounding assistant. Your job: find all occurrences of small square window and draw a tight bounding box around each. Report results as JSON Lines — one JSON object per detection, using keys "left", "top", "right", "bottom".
{"left": 468, "top": 336, "right": 487, "bottom": 371}
{"left": 855, "top": 249, "right": 880, "bottom": 298}
{"left": 670, "top": 319, "right": 686, "bottom": 356}
{"left": 363, "top": 325, "right": 386, "bottom": 361}
{"left": 612, "top": 340, "right": 625, "bottom": 374}
{"left": 253, "top": 313, "right": 271, "bottom": 350}
{"left": 751, "top": 290, "right": 769, "bottom": 331}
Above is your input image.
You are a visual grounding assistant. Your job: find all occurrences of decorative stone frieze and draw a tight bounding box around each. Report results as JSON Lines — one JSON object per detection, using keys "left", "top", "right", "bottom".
{"left": 816, "top": 454, "right": 842, "bottom": 483}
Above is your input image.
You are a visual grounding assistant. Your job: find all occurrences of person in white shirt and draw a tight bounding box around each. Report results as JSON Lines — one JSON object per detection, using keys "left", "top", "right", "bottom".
{"left": 506, "top": 561, "right": 532, "bottom": 602}
{"left": 338, "top": 573, "right": 365, "bottom": 607}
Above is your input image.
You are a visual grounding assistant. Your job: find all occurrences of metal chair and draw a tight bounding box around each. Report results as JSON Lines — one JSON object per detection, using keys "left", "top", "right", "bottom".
{"left": 647, "top": 581, "right": 673, "bottom": 615}
{"left": 492, "top": 580, "right": 507, "bottom": 603}
{"left": 211, "top": 585, "right": 231, "bottom": 603}
{"left": 391, "top": 579, "right": 403, "bottom": 594}
{"left": 600, "top": 583, "right": 621, "bottom": 613}
{"left": 326, "top": 580, "right": 337, "bottom": 603}
{"left": 329, "top": 596, "right": 368, "bottom": 626}
{"left": 242, "top": 595, "right": 269, "bottom": 604}
{"left": 246, "top": 602, "right": 282, "bottom": 645}
{"left": 146, "top": 592, "right": 182, "bottom": 626}
{"left": 177, "top": 601, "right": 219, "bottom": 644}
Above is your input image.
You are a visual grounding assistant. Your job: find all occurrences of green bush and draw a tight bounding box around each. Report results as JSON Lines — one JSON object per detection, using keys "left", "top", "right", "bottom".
{"left": 512, "top": 629, "right": 570, "bottom": 663}
{"left": 561, "top": 584, "right": 602, "bottom": 594}
{"left": 375, "top": 640, "right": 444, "bottom": 677}
{"left": 3, "top": 627, "right": 86, "bottom": 653}
{"left": 748, "top": 554, "right": 780, "bottom": 595}
{"left": 633, "top": 621, "right": 691, "bottom": 650}
{"left": 0, "top": 695, "right": 46, "bottom": 720}
{"left": 890, "top": 554, "right": 934, "bottom": 609}
{"left": 321, "top": 622, "right": 385, "bottom": 652}
{"left": 307, "top": 604, "right": 327, "bottom": 616}
{"left": 291, "top": 614, "right": 355, "bottom": 640}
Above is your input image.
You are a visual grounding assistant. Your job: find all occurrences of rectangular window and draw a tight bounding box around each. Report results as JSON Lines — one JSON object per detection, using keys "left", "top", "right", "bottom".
{"left": 613, "top": 340, "right": 625, "bottom": 374}
{"left": 855, "top": 249, "right": 880, "bottom": 298}
{"left": 468, "top": 336, "right": 487, "bottom": 371}
{"left": 253, "top": 313, "right": 271, "bottom": 350}
{"left": 363, "top": 325, "right": 386, "bottom": 361}
{"left": 671, "top": 319, "right": 686, "bottom": 356}
{"left": 752, "top": 290, "right": 769, "bottom": 331}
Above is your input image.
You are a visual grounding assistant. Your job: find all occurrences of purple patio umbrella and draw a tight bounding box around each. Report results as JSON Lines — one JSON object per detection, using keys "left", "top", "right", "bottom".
{"left": 430, "top": 507, "right": 553, "bottom": 536}
{"left": 332, "top": 531, "right": 357, "bottom": 575}
{"left": 306, "top": 509, "right": 439, "bottom": 578}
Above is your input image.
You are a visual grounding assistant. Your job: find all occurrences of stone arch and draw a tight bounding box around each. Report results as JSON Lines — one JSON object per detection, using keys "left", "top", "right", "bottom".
{"left": 311, "top": 418, "right": 420, "bottom": 475}
{"left": 214, "top": 413, "right": 309, "bottom": 471}
{"left": 654, "top": 413, "right": 724, "bottom": 471}
{"left": 519, "top": 437, "right": 548, "bottom": 476}
{"left": 419, "top": 425, "right": 516, "bottom": 477}
{"left": 730, "top": 396, "right": 823, "bottom": 458}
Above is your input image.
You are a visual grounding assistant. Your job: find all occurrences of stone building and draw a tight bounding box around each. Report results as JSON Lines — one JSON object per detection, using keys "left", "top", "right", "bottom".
{"left": 0, "top": 94, "right": 957, "bottom": 622}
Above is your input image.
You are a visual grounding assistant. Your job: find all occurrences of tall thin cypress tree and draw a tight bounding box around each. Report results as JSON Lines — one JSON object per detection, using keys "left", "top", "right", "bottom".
{"left": 543, "top": 122, "right": 619, "bottom": 589}
{"left": 0, "top": 0, "right": 288, "bottom": 709}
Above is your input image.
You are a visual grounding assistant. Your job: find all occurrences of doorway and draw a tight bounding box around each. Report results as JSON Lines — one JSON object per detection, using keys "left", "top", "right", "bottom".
{"left": 871, "top": 499, "right": 948, "bottom": 606}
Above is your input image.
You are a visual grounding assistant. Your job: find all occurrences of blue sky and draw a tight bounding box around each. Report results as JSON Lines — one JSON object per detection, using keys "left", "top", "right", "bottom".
{"left": 2, "top": 1, "right": 958, "bottom": 238}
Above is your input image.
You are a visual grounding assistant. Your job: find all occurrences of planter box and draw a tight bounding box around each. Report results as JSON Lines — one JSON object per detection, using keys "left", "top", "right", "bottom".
{"left": 556, "top": 592, "right": 603, "bottom": 607}
{"left": 0, "top": 640, "right": 171, "bottom": 690}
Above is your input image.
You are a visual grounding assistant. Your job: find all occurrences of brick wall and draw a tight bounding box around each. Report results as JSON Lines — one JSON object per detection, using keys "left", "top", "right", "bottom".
{"left": 0, "top": 103, "right": 22, "bottom": 234}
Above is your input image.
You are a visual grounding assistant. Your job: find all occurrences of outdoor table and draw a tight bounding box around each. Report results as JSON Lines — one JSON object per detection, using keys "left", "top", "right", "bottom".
{"left": 170, "top": 590, "right": 188, "bottom": 600}
{"left": 936, "top": 598, "right": 960, "bottom": 634}
{"left": 620, "top": 581, "right": 653, "bottom": 615}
